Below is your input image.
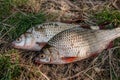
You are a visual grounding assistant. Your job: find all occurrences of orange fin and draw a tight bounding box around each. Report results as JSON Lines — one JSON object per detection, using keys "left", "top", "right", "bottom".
{"left": 61, "top": 57, "right": 77, "bottom": 63}
{"left": 36, "top": 42, "right": 47, "bottom": 47}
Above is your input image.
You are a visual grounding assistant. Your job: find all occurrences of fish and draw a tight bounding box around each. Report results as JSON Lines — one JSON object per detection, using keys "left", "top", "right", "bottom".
{"left": 12, "top": 22, "right": 100, "bottom": 51}
{"left": 12, "top": 22, "right": 80, "bottom": 51}
{"left": 33, "top": 27, "right": 120, "bottom": 64}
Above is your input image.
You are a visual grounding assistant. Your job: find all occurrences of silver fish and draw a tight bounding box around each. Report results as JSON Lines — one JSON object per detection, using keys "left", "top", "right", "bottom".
{"left": 33, "top": 27, "right": 120, "bottom": 64}
{"left": 12, "top": 22, "right": 80, "bottom": 51}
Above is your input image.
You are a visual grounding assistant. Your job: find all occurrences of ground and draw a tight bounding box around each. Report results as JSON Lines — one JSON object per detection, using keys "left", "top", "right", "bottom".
{"left": 0, "top": 0, "right": 120, "bottom": 80}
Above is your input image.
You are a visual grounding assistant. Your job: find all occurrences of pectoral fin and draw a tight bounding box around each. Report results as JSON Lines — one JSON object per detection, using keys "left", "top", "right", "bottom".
{"left": 36, "top": 42, "right": 47, "bottom": 47}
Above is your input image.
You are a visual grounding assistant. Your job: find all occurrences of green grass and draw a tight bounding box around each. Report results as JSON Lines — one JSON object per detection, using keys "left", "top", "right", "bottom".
{"left": 0, "top": 50, "right": 21, "bottom": 80}
{"left": 0, "top": 12, "right": 46, "bottom": 40}
{"left": 0, "top": 0, "right": 46, "bottom": 40}
{"left": 4, "top": 12, "right": 46, "bottom": 40}
{"left": 0, "top": 0, "right": 11, "bottom": 21}
{"left": 93, "top": 9, "right": 120, "bottom": 28}
{"left": 1, "top": 12, "right": 46, "bottom": 40}
{"left": 0, "top": 0, "right": 28, "bottom": 21}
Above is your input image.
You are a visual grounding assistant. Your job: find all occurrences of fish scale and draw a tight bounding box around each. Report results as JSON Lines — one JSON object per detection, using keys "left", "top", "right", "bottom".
{"left": 32, "top": 22, "right": 80, "bottom": 42}
{"left": 33, "top": 26, "right": 120, "bottom": 64}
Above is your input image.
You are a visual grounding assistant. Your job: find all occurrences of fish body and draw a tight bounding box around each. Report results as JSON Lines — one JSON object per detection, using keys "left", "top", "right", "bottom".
{"left": 12, "top": 22, "right": 80, "bottom": 51}
{"left": 33, "top": 27, "right": 120, "bottom": 64}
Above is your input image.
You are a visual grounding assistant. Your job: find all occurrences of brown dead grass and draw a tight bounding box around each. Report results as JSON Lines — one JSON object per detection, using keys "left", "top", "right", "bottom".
{"left": 0, "top": 0, "right": 120, "bottom": 80}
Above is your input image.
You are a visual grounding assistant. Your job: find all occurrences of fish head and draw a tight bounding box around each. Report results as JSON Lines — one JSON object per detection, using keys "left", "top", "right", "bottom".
{"left": 33, "top": 50, "right": 51, "bottom": 64}
{"left": 33, "top": 45, "right": 78, "bottom": 64}
{"left": 12, "top": 33, "right": 36, "bottom": 50}
{"left": 33, "top": 45, "right": 68, "bottom": 64}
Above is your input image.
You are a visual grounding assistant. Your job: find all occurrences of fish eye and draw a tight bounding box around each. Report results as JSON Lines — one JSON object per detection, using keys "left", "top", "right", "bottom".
{"left": 16, "top": 38, "right": 22, "bottom": 43}
{"left": 40, "top": 54, "right": 46, "bottom": 59}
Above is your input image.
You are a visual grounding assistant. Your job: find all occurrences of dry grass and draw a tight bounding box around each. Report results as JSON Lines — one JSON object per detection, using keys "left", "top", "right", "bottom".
{"left": 0, "top": 0, "right": 120, "bottom": 80}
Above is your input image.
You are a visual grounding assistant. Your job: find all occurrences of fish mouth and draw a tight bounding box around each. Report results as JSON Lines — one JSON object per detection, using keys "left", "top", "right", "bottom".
{"left": 11, "top": 42, "right": 17, "bottom": 48}
{"left": 11, "top": 41, "right": 15, "bottom": 46}
{"left": 32, "top": 57, "right": 41, "bottom": 65}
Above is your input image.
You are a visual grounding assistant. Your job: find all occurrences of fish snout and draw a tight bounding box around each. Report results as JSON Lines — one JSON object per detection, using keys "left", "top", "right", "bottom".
{"left": 32, "top": 57, "right": 41, "bottom": 65}
{"left": 11, "top": 42, "right": 16, "bottom": 47}
{"left": 11, "top": 41, "right": 21, "bottom": 49}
